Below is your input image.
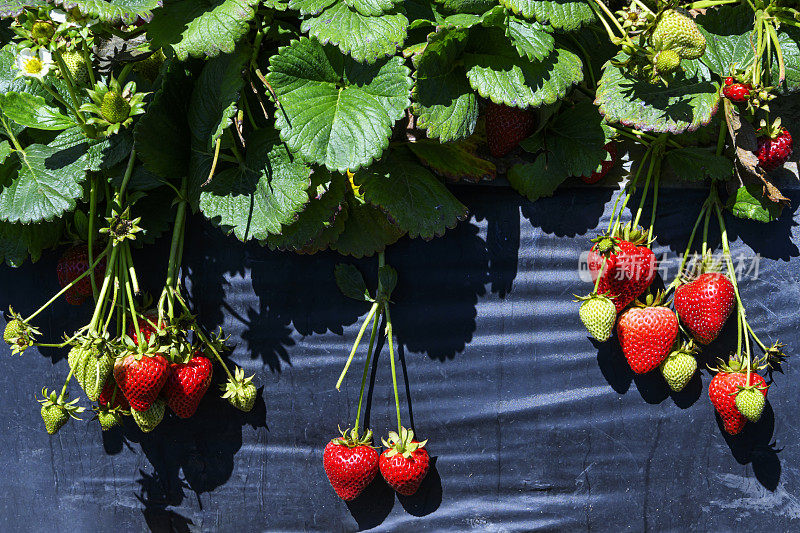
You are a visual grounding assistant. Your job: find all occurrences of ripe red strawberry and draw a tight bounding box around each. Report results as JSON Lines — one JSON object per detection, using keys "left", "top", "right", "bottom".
{"left": 587, "top": 226, "right": 656, "bottom": 313}
{"left": 113, "top": 352, "right": 170, "bottom": 411}
{"left": 56, "top": 245, "right": 107, "bottom": 306}
{"left": 323, "top": 428, "right": 379, "bottom": 501}
{"left": 708, "top": 358, "right": 768, "bottom": 435}
{"left": 127, "top": 313, "right": 164, "bottom": 346}
{"left": 163, "top": 354, "right": 213, "bottom": 418}
{"left": 379, "top": 427, "right": 430, "bottom": 496}
{"left": 581, "top": 142, "right": 618, "bottom": 184}
{"left": 756, "top": 127, "right": 793, "bottom": 171}
{"left": 98, "top": 379, "right": 130, "bottom": 410}
{"left": 617, "top": 293, "right": 679, "bottom": 374}
{"left": 485, "top": 101, "right": 536, "bottom": 157}
{"left": 722, "top": 78, "right": 751, "bottom": 103}
{"left": 674, "top": 273, "right": 735, "bottom": 345}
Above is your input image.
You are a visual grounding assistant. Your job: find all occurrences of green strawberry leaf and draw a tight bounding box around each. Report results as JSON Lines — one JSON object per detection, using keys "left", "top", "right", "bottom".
{"left": 774, "top": 26, "right": 800, "bottom": 93}
{"left": 664, "top": 147, "right": 733, "bottom": 182}
{"left": 503, "top": 16, "right": 554, "bottom": 62}
{"left": 345, "top": 0, "right": 401, "bottom": 17}
{"left": 267, "top": 37, "right": 412, "bottom": 172}
{"left": 147, "top": 0, "right": 259, "bottom": 60}
{"left": 197, "top": 127, "right": 311, "bottom": 241}
{"left": 134, "top": 60, "right": 194, "bottom": 179}
{"left": 726, "top": 185, "right": 783, "bottom": 223}
{"left": 0, "top": 218, "right": 62, "bottom": 267}
{"left": 54, "top": 0, "right": 161, "bottom": 23}
{"left": 596, "top": 52, "right": 718, "bottom": 133}
{"left": 433, "top": 0, "right": 496, "bottom": 15}
{"left": 265, "top": 168, "right": 347, "bottom": 251}
{"left": 0, "top": 142, "right": 86, "bottom": 223}
{"left": 354, "top": 149, "right": 467, "bottom": 239}
{"left": 49, "top": 127, "right": 133, "bottom": 172}
{"left": 463, "top": 29, "right": 583, "bottom": 109}
{"left": 288, "top": 0, "right": 335, "bottom": 16}
{"left": 332, "top": 193, "right": 404, "bottom": 257}
{"left": 334, "top": 263, "right": 371, "bottom": 301}
{"left": 520, "top": 100, "right": 613, "bottom": 177}
{"left": 407, "top": 138, "right": 495, "bottom": 182}
{"left": 412, "top": 27, "right": 477, "bottom": 142}
{"left": 301, "top": 2, "right": 408, "bottom": 64}
{"left": 188, "top": 47, "right": 248, "bottom": 195}
{"left": 0, "top": 1, "right": 47, "bottom": 17}
{"left": 442, "top": 5, "right": 505, "bottom": 29}
{"left": 507, "top": 150, "right": 569, "bottom": 202}
{"left": 300, "top": 200, "right": 349, "bottom": 254}
{"left": 498, "top": 0, "right": 594, "bottom": 31}
{"left": 0, "top": 91, "right": 74, "bottom": 131}
{"left": 695, "top": 5, "right": 754, "bottom": 78}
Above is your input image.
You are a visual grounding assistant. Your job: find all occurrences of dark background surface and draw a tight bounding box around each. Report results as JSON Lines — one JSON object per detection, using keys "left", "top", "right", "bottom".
{"left": 0, "top": 185, "right": 798, "bottom": 532}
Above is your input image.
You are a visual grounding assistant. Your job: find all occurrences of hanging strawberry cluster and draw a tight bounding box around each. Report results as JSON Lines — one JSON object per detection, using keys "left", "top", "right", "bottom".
{"left": 322, "top": 257, "right": 431, "bottom": 501}
{"left": 576, "top": 0, "right": 794, "bottom": 437}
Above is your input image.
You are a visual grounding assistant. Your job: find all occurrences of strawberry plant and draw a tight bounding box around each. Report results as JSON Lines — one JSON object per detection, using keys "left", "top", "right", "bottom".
{"left": 0, "top": 0, "right": 796, "bottom": 516}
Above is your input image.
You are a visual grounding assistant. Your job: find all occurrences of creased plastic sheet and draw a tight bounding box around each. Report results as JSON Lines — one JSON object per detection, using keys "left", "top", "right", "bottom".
{"left": 1, "top": 186, "right": 798, "bottom": 532}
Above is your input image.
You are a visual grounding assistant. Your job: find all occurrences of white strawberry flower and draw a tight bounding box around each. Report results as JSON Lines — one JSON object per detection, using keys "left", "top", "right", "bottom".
{"left": 16, "top": 48, "right": 53, "bottom": 79}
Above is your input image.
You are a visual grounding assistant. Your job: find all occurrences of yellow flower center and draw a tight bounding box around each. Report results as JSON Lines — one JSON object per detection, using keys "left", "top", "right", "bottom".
{"left": 24, "top": 58, "right": 44, "bottom": 74}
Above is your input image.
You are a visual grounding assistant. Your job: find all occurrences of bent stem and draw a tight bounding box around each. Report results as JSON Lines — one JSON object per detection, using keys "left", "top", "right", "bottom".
{"left": 713, "top": 199, "right": 752, "bottom": 382}
{"left": 336, "top": 302, "right": 379, "bottom": 390}
{"left": 24, "top": 247, "right": 110, "bottom": 323}
{"left": 384, "top": 304, "right": 402, "bottom": 436}
{"left": 353, "top": 309, "right": 381, "bottom": 435}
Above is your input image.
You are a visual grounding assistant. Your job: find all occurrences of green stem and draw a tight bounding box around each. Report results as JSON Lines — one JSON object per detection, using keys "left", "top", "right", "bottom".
{"left": 118, "top": 149, "right": 137, "bottom": 199}
{"left": 632, "top": 152, "right": 657, "bottom": 230}
{"left": 354, "top": 308, "right": 381, "bottom": 434}
{"left": 116, "top": 62, "right": 135, "bottom": 86}
{"left": 102, "top": 264, "right": 119, "bottom": 335}
{"left": 25, "top": 247, "right": 109, "bottom": 323}
{"left": 51, "top": 50, "right": 88, "bottom": 124}
{"left": 120, "top": 249, "right": 141, "bottom": 345}
{"left": 171, "top": 288, "right": 235, "bottom": 381}
{"left": 59, "top": 366, "right": 76, "bottom": 400}
{"left": 647, "top": 159, "right": 661, "bottom": 243}
{"left": 669, "top": 200, "right": 710, "bottom": 290}
{"left": 701, "top": 199, "right": 712, "bottom": 258}
{"left": 1, "top": 116, "right": 25, "bottom": 152}
{"left": 81, "top": 42, "right": 96, "bottom": 86}
{"left": 87, "top": 175, "right": 99, "bottom": 299}
{"left": 384, "top": 304, "right": 402, "bottom": 435}
{"left": 124, "top": 245, "right": 139, "bottom": 295}
{"left": 88, "top": 246, "right": 121, "bottom": 331}
{"left": 609, "top": 144, "right": 653, "bottom": 233}
{"left": 336, "top": 302, "right": 379, "bottom": 390}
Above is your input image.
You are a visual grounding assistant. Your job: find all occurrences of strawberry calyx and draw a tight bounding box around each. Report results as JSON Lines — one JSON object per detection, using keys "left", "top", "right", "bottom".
{"left": 632, "top": 290, "right": 671, "bottom": 309}
{"left": 708, "top": 353, "right": 756, "bottom": 374}
{"left": 3, "top": 306, "right": 40, "bottom": 355}
{"left": 573, "top": 291, "right": 615, "bottom": 303}
{"left": 381, "top": 426, "right": 427, "bottom": 459}
{"left": 332, "top": 426, "right": 375, "bottom": 448}
{"left": 675, "top": 252, "right": 725, "bottom": 285}
{"left": 671, "top": 339, "right": 698, "bottom": 358}
{"left": 757, "top": 117, "right": 786, "bottom": 140}
{"left": 38, "top": 387, "right": 85, "bottom": 419}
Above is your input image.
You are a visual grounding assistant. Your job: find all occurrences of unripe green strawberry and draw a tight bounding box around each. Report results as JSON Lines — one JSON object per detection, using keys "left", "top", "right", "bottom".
{"left": 651, "top": 9, "right": 706, "bottom": 60}
{"left": 659, "top": 348, "right": 697, "bottom": 392}
{"left": 101, "top": 91, "right": 131, "bottom": 124}
{"left": 41, "top": 404, "right": 69, "bottom": 434}
{"left": 97, "top": 409, "right": 123, "bottom": 431}
{"left": 221, "top": 367, "right": 257, "bottom": 412}
{"left": 3, "top": 319, "right": 24, "bottom": 345}
{"left": 68, "top": 344, "right": 113, "bottom": 401}
{"left": 132, "top": 398, "right": 165, "bottom": 433}
{"left": 654, "top": 49, "right": 681, "bottom": 74}
{"left": 61, "top": 50, "right": 90, "bottom": 85}
{"left": 735, "top": 387, "right": 765, "bottom": 422}
{"left": 577, "top": 294, "right": 616, "bottom": 342}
